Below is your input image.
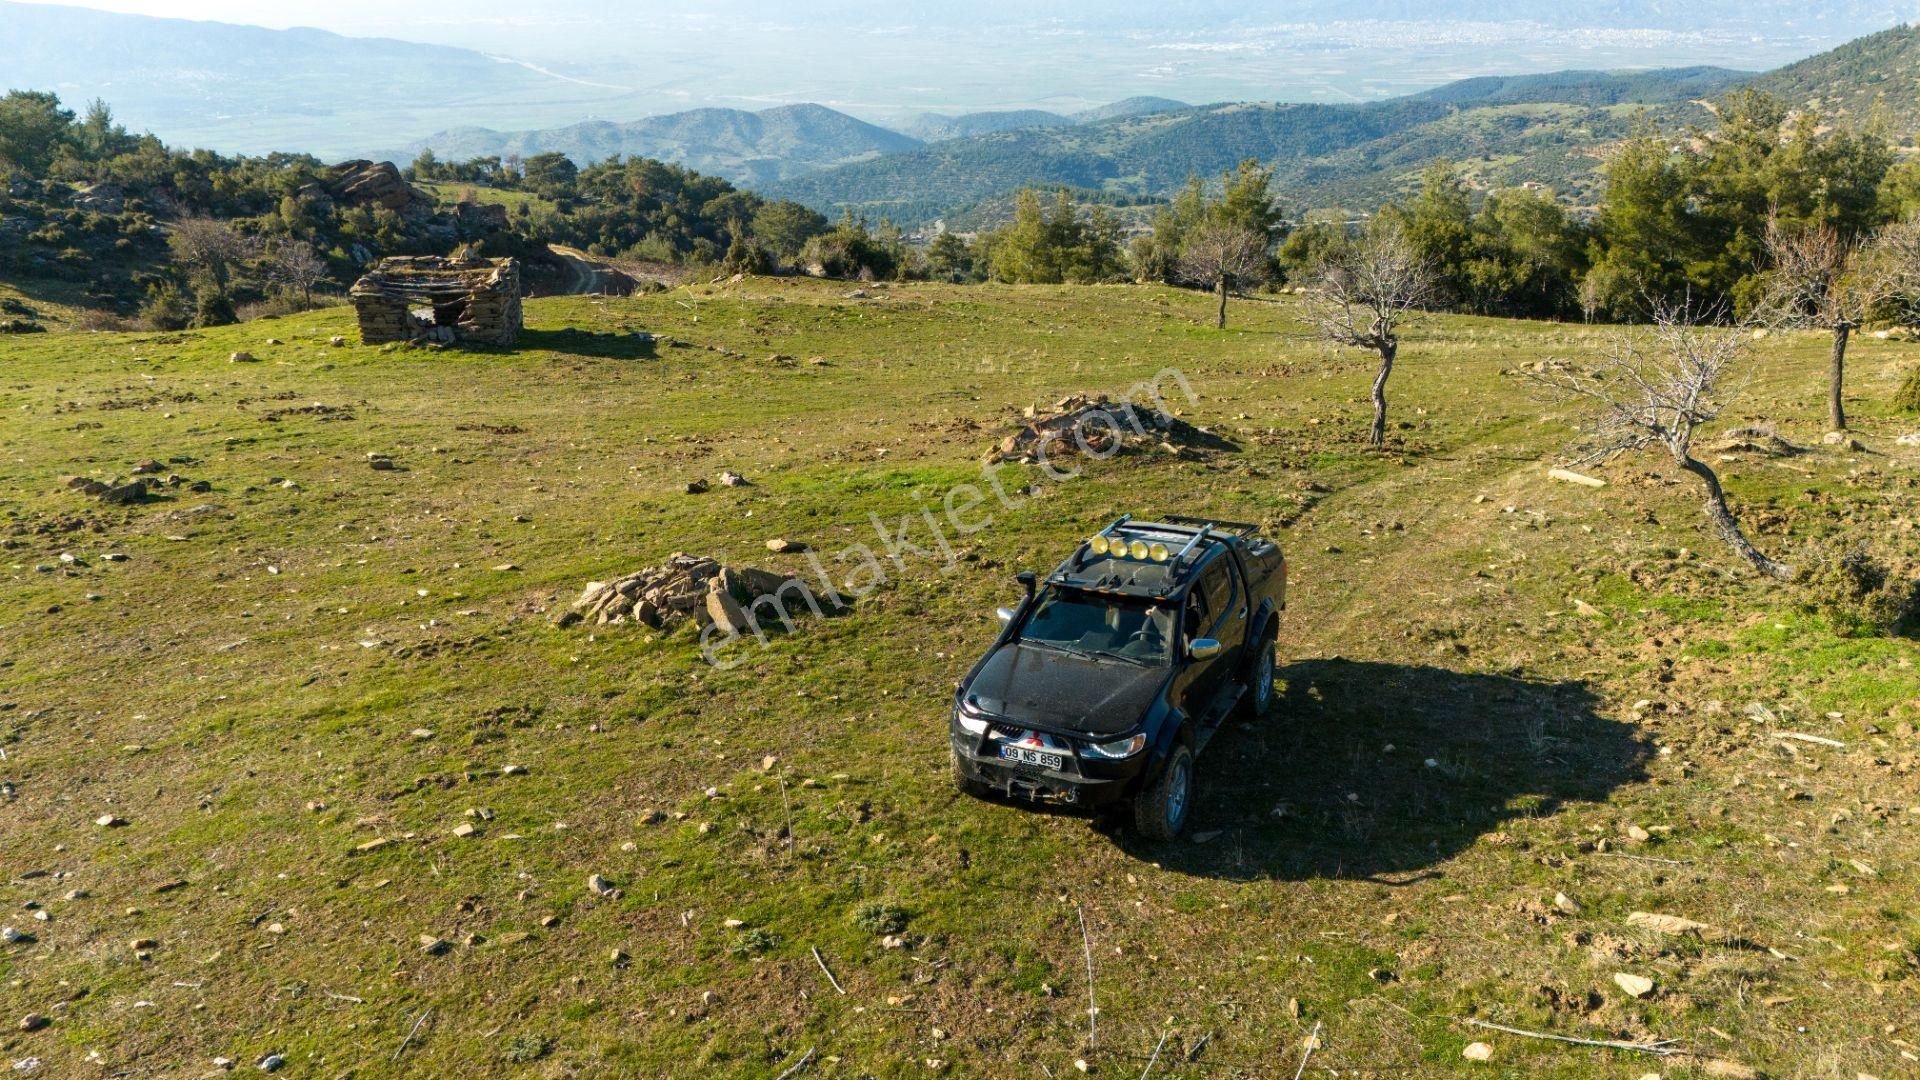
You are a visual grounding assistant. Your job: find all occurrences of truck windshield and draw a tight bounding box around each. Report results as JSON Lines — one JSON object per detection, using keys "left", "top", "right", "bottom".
{"left": 1019, "top": 588, "right": 1174, "bottom": 665}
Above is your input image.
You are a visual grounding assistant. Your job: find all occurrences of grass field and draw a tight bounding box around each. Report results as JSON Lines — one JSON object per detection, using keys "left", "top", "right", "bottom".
{"left": 2, "top": 278, "right": 1917, "bottom": 1077}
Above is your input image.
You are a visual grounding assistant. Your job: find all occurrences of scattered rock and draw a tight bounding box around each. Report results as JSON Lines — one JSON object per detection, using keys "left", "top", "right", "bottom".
{"left": 95, "top": 814, "right": 127, "bottom": 828}
{"left": 1547, "top": 467, "right": 1606, "bottom": 488}
{"left": 1462, "top": 1041, "right": 1494, "bottom": 1062}
{"left": 353, "top": 837, "right": 392, "bottom": 854}
{"left": 1625, "top": 824, "right": 1651, "bottom": 842}
{"left": 1627, "top": 911, "right": 1709, "bottom": 934}
{"left": 1699, "top": 1060, "right": 1761, "bottom": 1080}
{"left": 418, "top": 935, "right": 451, "bottom": 955}
{"left": 1, "top": 928, "right": 26, "bottom": 944}
{"left": 451, "top": 822, "right": 476, "bottom": 838}
{"left": 17, "top": 1014, "right": 46, "bottom": 1033}
{"left": 328, "top": 336, "right": 346, "bottom": 348}
{"left": 1552, "top": 892, "right": 1581, "bottom": 914}
{"left": 588, "top": 873, "right": 617, "bottom": 898}
{"left": 101, "top": 480, "right": 149, "bottom": 506}
{"left": 129, "top": 938, "right": 158, "bottom": 952}
{"left": 719, "top": 470, "right": 749, "bottom": 487}
{"left": 258, "top": 1053, "right": 285, "bottom": 1072}
{"left": 229, "top": 351, "right": 258, "bottom": 364}
{"left": 684, "top": 478, "right": 710, "bottom": 494}
{"left": 610, "top": 948, "right": 629, "bottom": 966}
{"left": 1896, "top": 433, "right": 1920, "bottom": 447}
{"left": 1613, "top": 972, "right": 1655, "bottom": 998}
{"left": 765, "top": 538, "right": 809, "bottom": 553}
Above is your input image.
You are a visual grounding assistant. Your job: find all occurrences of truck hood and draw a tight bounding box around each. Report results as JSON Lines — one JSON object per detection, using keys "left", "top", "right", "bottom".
{"left": 966, "top": 642, "right": 1169, "bottom": 737}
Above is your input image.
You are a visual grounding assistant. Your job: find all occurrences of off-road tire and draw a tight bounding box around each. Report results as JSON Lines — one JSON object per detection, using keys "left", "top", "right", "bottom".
{"left": 1133, "top": 743, "right": 1194, "bottom": 842}
{"left": 950, "top": 747, "right": 993, "bottom": 798}
{"left": 1242, "top": 633, "right": 1278, "bottom": 718}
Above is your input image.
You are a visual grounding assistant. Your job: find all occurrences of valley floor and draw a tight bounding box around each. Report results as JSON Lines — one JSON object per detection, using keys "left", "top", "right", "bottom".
{"left": 1, "top": 278, "right": 1916, "bottom": 1077}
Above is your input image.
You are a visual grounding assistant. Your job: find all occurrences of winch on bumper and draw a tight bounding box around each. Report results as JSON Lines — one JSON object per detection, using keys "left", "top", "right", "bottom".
{"left": 949, "top": 720, "right": 1144, "bottom": 807}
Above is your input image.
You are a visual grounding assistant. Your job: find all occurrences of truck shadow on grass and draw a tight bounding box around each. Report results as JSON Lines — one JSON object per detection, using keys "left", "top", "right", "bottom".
{"left": 1121, "top": 658, "right": 1650, "bottom": 881}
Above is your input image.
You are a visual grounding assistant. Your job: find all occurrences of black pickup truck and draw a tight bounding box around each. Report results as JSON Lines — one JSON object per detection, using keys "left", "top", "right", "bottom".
{"left": 949, "top": 516, "right": 1287, "bottom": 840}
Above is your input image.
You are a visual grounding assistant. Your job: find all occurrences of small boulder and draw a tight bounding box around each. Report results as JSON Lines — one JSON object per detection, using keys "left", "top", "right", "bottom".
{"left": 765, "top": 538, "right": 809, "bottom": 554}
{"left": 1613, "top": 972, "right": 1655, "bottom": 998}
{"left": 1462, "top": 1042, "right": 1493, "bottom": 1062}
{"left": 229, "top": 351, "right": 258, "bottom": 364}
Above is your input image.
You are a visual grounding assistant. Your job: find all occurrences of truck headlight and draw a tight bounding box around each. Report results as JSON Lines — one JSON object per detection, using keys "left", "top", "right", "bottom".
{"left": 956, "top": 699, "right": 989, "bottom": 735}
{"left": 1082, "top": 733, "right": 1147, "bottom": 759}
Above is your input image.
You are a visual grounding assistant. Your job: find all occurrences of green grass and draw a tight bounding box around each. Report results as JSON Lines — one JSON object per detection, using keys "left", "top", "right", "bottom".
{"left": 1, "top": 279, "right": 1917, "bottom": 1076}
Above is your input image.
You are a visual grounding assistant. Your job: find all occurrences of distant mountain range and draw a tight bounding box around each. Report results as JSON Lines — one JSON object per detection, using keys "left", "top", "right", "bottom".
{"left": 393, "top": 105, "right": 920, "bottom": 188}
{"left": 3, "top": 0, "right": 1914, "bottom": 228}
{"left": 767, "top": 24, "right": 1920, "bottom": 223}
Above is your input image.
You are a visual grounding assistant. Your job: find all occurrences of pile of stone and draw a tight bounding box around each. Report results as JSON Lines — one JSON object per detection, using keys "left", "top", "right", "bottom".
{"left": 555, "top": 554, "right": 808, "bottom": 633}
{"left": 67, "top": 459, "right": 210, "bottom": 504}
{"left": 1709, "top": 426, "right": 1801, "bottom": 458}
{"left": 992, "top": 394, "right": 1205, "bottom": 463}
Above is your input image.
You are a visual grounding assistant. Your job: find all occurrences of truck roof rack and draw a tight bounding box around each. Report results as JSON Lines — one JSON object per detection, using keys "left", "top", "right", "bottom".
{"left": 1155, "top": 514, "right": 1262, "bottom": 537}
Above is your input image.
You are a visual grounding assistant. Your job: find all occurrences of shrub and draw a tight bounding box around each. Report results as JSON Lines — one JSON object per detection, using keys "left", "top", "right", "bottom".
{"left": 730, "top": 927, "right": 777, "bottom": 956}
{"left": 852, "top": 901, "right": 909, "bottom": 935}
{"left": 1798, "top": 543, "right": 1920, "bottom": 637}
{"left": 1895, "top": 366, "right": 1920, "bottom": 414}
{"left": 500, "top": 1034, "right": 549, "bottom": 1064}
{"left": 138, "top": 280, "right": 190, "bottom": 331}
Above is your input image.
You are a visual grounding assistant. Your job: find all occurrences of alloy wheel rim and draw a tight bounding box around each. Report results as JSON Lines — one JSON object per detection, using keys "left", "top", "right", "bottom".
{"left": 1166, "top": 758, "right": 1190, "bottom": 829}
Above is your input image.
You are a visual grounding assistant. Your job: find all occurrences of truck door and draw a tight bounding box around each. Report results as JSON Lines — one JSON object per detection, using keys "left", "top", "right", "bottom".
{"left": 1184, "top": 557, "right": 1246, "bottom": 724}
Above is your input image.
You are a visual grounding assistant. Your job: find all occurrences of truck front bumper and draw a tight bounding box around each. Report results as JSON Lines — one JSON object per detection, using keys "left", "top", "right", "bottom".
{"left": 950, "top": 729, "right": 1143, "bottom": 808}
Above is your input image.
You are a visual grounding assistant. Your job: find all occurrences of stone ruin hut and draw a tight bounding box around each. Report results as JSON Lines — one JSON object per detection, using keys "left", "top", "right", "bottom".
{"left": 348, "top": 255, "right": 522, "bottom": 346}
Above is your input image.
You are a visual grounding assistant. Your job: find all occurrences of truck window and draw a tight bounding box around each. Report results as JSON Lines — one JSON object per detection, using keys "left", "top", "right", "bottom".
{"left": 1183, "top": 588, "right": 1210, "bottom": 641}
{"left": 1201, "top": 560, "right": 1239, "bottom": 632}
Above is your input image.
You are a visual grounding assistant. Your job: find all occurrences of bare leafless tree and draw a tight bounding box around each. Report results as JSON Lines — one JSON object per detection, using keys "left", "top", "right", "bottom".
{"left": 1529, "top": 301, "right": 1795, "bottom": 580}
{"left": 167, "top": 216, "right": 259, "bottom": 289}
{"left": 1756, "top": 219, "right": 1896, "bottom": 432}
{"left": 1301, "top": 221, "right": 1437, "bottom": 448}
{"left": 268, "top": 242, "right": 329, "bottom": 309}
{"left": 1177, "top": 221, "right": 1270, "bottom": 329}
{"left": 1879, "top": 216, "right": 1920, "bottom": 325}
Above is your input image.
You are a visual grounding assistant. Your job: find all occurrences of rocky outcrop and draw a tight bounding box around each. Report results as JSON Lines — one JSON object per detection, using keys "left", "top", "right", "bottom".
{"left": 326, "top": 160, "right": 427, "bottom": 212}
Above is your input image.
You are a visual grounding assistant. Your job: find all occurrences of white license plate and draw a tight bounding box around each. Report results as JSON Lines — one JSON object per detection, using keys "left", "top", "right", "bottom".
{"left": 999, "top": 745, "right": 1063, "bottom": 770}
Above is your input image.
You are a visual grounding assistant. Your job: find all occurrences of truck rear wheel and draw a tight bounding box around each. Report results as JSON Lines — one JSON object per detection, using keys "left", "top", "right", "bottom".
{"left": 1133, "top": 744, "right": 1193, "bottom": 841}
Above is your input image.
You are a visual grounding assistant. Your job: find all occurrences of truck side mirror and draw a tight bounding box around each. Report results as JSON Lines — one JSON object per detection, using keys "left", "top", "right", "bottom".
{"left": 1015, "top": 570, "right": 1037, "bottom": 598}
{"left": 1189, "top": 638, "right": 1222, "bottom": 660}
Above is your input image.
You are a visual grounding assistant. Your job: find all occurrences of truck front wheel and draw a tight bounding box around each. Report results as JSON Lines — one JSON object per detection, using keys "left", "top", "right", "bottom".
{"left": 1132, "top": 744, "right": 1193, "bottom": 841}
{"left": 1245, "top": 635, "right": 1277, "bottom": 717}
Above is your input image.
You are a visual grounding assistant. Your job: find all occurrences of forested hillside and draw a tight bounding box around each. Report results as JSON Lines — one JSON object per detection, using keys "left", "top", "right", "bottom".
{"left": 1748, "top": 23, "right": 1920, "bottom": 137}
